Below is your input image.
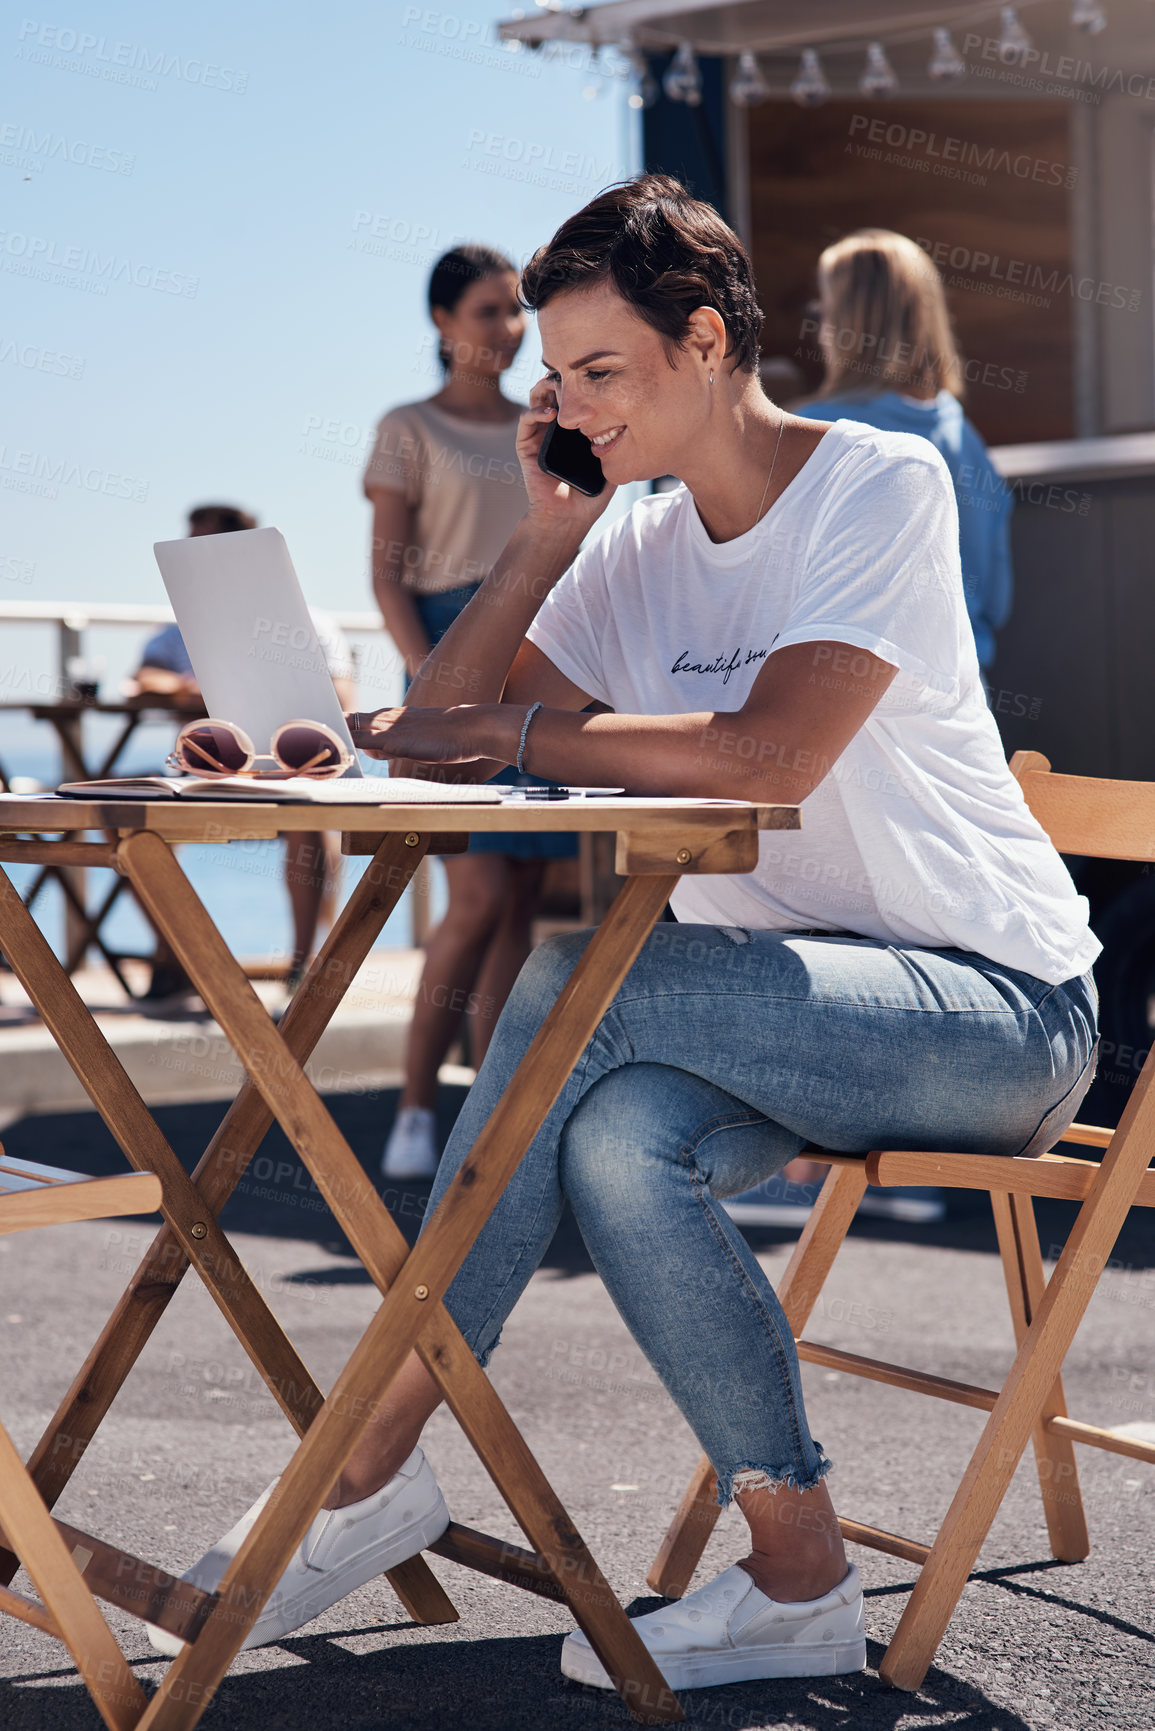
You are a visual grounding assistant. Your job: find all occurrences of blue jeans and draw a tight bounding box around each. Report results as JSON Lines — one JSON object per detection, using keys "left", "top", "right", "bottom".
{"left": 422, "top": 928, "right": 1098, "bottom": 1504}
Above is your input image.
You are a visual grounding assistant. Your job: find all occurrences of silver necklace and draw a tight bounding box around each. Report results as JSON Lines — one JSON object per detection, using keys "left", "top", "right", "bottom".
{"left": 752, "top": 411, "right": 786, "bottom": 531}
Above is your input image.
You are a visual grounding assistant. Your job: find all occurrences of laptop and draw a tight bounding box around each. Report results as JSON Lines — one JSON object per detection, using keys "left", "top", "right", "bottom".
{"left": 147, "top": 525, "right": 500, "bottom": 804}
{"left": 153, "top": 526, "right": 362, "bottom": 772}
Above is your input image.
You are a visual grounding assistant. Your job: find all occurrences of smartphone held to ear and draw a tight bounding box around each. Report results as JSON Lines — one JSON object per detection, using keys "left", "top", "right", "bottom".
{"left": 537, "top": 418, "right": 607, "bottom": 497}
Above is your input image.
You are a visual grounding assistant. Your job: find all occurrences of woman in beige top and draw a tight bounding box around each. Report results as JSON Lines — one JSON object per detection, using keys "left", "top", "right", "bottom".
{"left": 364, "top": 244, "right": 576, "bottom": 1181}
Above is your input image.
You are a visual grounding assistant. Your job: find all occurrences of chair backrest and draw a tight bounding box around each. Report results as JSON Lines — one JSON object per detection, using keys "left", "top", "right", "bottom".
{"left": 1011, "top": 751, "right": 1155, "bottom": 1143}
{"left": 1012, "top": 750, "right": 1155, "bottom": 862}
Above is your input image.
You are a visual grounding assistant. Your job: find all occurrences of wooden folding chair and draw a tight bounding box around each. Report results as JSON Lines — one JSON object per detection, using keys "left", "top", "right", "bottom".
{"left": 647, "top": 752, "right": 1155, "bottom": 1690}
{"left": 0, "top": 1147, "right": 167, "bottom": 1731}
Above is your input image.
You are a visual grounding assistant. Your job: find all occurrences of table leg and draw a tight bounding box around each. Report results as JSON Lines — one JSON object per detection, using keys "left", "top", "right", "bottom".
{"left": 0, "top": 862, "right": 319, "bottom": 1375}
{"left": 48, "top": 714, "right": 93, "bottom": 969}
{"left": 94, "top": 715, "right": 140, "bottom": 780}
{"left": 1, "top": 836, "right": 455, "bottom": 1626}
{"left": 57, "top": 868, "right": 136, "bottom": 992}
{"left": 0, "top": 863, "right": 315, "bottom": 1546}
{"left": 418, "top": 1309, "right": 684, "bottom": 1725}
{"left": 118, "top": 837, "right": 682, "bottom": 1725}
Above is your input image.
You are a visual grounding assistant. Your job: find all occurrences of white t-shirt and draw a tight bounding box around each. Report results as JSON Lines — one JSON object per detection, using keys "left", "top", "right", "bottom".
{"left": 526, "top": 421, "right": 1099, "bottom": 986}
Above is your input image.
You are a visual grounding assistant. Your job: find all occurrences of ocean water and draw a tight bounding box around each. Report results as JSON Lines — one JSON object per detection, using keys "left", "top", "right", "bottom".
{"left": 0, "top": 717, "right": 444, "bottom": 962}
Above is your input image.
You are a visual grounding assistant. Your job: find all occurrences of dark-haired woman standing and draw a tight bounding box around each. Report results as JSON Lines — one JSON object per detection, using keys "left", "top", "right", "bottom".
{"left": 363, "top": 246, "right": 575, "bottom": 1181}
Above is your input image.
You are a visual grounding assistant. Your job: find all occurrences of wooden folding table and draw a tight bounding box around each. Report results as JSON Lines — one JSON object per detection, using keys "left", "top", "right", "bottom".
{"left": 0, "top": 791, "right": 797, "bottom": 1731}
{"left": 0, "top": 695, "right": 204, "bottom": 992}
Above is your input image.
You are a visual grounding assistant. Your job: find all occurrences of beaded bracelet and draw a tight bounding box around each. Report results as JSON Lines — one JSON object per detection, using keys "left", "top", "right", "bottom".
{"left": 516, "top": 701, "right": 543, "bottom": 774}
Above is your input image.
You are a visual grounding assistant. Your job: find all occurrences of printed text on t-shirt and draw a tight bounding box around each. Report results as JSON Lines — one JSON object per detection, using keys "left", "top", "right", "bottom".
{"left": 671, "top": 644, "right": 773, "bottom": 686}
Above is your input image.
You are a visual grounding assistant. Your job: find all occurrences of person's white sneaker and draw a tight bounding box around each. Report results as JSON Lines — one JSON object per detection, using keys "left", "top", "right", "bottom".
{"left": 380, "top": 1106, "right": 439, "bottom": 1180}
{"left": 146, "top": 1447, "right": 449, "bottom": 1655}
{"left": 560, "top": 1562, "right": 865, "bottom": 1691}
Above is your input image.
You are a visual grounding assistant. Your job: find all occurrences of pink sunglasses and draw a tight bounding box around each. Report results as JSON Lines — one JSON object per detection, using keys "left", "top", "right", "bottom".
{"left": 168, "top": 717, "right": 354, "bottom": 780}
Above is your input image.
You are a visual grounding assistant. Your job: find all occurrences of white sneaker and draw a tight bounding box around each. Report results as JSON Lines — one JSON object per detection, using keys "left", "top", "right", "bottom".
{"left": 560, "top": 1562, "right": 865, "bottom": 1691}
{"left": 381, "top": 1107, "right": 439, "bottom": 1180}
{"left": 146, "top": 1447, "right": 449, "bottom": 1655}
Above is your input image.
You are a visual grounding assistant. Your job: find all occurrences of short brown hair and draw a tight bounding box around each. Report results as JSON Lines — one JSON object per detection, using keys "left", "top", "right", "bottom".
{"left": 520, "top": 174, "right": 763, "bottom": 374}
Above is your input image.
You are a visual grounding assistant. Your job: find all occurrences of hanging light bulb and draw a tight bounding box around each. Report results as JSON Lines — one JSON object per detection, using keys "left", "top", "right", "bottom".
{"left": 859, "top": 41, "right": 898, "bottom": 97}
{"left": 622, "top": 39, "right": 660, "bottom": 109}
{"left": 790, "top": 47, "right": 830, "bottom": 107}
{"left": 927, "top": 27, "right": 966, "bottom": 80}
{"left": 583, "top": 41, "right": 608, "bottom": 96}
{"left": 1071, "top": 0, "right": 1107, "bottom": 31}
{"left": 663, "top": 41, "right": 702, "bottom": 106}
{"left": 998, "top": 7, "right": 1032, "bottom": 64}
{"left": 730, "top": 49, "right": 770, "bottom": 107}
{"left": 636, "top": 64, "right": 659, "bottom": 107}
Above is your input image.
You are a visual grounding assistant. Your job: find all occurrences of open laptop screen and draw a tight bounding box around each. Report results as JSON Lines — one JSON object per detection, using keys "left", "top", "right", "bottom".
{"left": 153, "top": 527, "right": 361, "bottom": 777}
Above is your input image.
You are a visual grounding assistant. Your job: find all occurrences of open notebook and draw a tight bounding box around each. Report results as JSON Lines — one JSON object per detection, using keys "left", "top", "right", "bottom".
{"left": 55, "top": 775, "right": 503, "bottom": 804}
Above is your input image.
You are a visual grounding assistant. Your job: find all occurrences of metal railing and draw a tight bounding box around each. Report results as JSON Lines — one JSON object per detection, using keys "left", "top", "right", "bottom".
{"left": 0, "top": 600, "right": 395, "bottom": 702}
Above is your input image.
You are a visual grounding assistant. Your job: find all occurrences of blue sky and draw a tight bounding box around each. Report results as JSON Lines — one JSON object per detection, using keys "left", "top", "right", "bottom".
{"left": 2, "top": 0, "right": 637, "bottom": 723}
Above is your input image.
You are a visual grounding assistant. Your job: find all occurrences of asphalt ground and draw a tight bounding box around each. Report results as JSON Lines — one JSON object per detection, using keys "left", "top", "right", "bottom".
{"left": 1, "top": 1086, "right": 1152, "bottom": 1731}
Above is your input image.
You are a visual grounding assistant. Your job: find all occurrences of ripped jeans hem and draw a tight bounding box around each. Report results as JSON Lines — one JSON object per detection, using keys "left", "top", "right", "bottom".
{"left": 715, "top": 1448, "right": 833, "bottom": 1509}
{"left": 472, "top": 1332, "right": 500, "bottom": 1371}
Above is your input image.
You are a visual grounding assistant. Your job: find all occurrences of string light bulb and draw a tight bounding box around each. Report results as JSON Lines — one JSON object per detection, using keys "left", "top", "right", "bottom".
{"left": 790, "top": 47, "right": 830, "bottom": 107}
{"left": 663, "top": 40, "right": 702, "bottom": 106}
{"left": 1071, "top": 0, "right": 1107, "bottom": 31}
{"left": 859, "top": 41, "right": 898, "bottom": 97}
{"left": 997, "top": 7, "right": 1032, "bottom": 64}
{"left": 730, "top": 49, "right": 770, "bottom": 107}
{"left": 621, "top": 38, "right": 660, "bottom": 109}
{"left": 927, "top": 27, "right": 966, "bottom": 80}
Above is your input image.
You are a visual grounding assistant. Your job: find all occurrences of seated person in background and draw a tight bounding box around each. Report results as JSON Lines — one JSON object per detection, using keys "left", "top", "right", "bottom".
{"left": 129, "top": 502, "right": 356, "bottom": 1003}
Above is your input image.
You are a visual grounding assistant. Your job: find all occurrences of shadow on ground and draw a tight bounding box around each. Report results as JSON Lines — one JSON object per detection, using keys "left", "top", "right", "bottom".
{"left": 1, "top": 1623, "right": 1043, "bottom": 1731}
{"left": 4, "top": 1086, "right": 1151, "bottom": 1275}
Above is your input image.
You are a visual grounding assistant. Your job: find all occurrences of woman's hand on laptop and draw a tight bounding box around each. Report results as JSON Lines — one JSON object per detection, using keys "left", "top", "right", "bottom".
{"left": 347, "top": 705, "right": 518, "bottom": 783}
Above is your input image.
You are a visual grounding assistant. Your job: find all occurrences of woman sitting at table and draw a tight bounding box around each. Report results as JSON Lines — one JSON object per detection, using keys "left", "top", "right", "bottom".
{"left": 153, "top": 175, "right": 1099, "bottom": 1690}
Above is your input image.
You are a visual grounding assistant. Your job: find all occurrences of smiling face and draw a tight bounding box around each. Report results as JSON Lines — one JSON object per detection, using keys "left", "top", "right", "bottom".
{"left": 434, "top": 270, "right": 525, "bottom": 380}
{"left": 538, "top": 280, "right": 719, "bottom": 483}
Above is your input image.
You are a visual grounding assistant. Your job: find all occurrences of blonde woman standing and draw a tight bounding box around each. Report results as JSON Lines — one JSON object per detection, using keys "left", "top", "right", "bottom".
{"left": 796, "top": 228, "right": 1012, "bottom": 673}
{"left": 729, "top": 230, "right": 1018, "bottom": 1227}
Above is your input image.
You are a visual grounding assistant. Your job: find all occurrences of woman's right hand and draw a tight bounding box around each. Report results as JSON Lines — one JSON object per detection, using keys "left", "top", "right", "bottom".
{"left": 516, "top": 375, "right": 616, "bottom": 536}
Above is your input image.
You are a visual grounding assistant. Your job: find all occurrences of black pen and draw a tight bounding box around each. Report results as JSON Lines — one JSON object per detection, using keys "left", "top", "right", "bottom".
{"left": 502, "top": 785, "right": 626, "bottom": 801}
